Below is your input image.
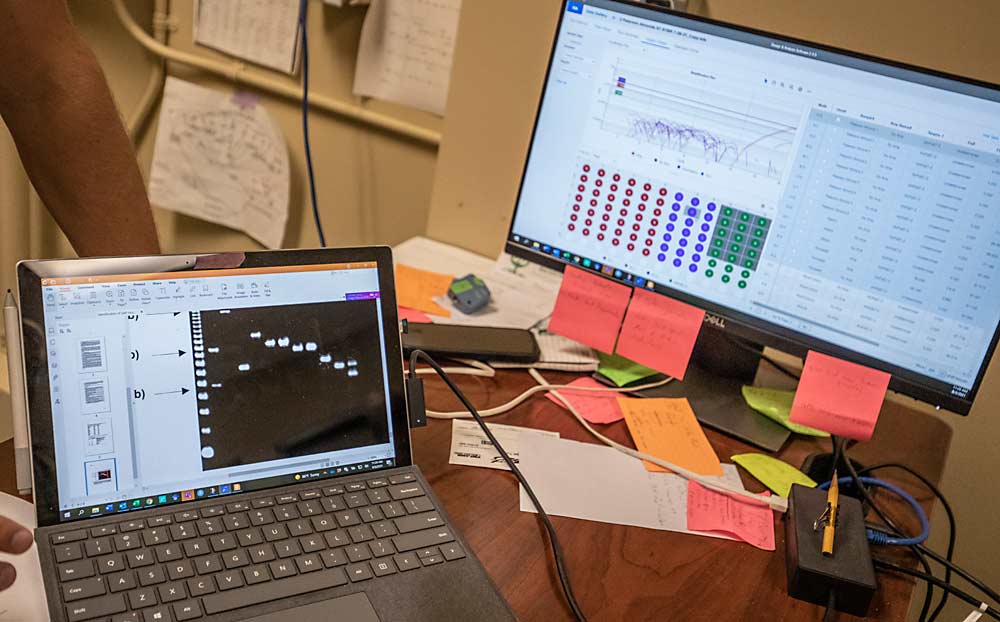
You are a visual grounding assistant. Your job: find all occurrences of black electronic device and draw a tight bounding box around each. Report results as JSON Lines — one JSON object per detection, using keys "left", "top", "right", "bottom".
{"left": 401, "top": 322, "right": 540, "bottom": 363}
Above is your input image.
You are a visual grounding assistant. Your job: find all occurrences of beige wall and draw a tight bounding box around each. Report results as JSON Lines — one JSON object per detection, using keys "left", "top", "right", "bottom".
{"left": 430, "top": 1, "right": 1000, "bottom": 620}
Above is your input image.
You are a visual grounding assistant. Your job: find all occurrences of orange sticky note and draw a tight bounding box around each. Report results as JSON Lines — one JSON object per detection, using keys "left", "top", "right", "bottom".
{"left": 686, "top": 481, "right": 775, "bottom": 551}
{"left": 395, "top": 264, "right": 452, "bottom": 317}
{"left": 398, "top": 306, "right": 432, "bottom": 323}
{"left": 614, "top": 288, "right": 704, "bottom": 380}
{"left": 789, "top": 351, "right": 890, "bottom": 441}
{"left": 547, "top": 266, "right": 632, "bottom": 353}
{"left": 545, "top": 377, "right": 623, "bottom": 424}
{"left": 618, "top": 397, "right": 722, "bottom": 476}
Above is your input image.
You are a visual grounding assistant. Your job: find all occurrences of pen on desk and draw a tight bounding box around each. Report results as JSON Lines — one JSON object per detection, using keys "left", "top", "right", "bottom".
{"left": 4, "top": 289, "right": 32, "bottom": 495}
{"left": 822, "top": 469, "right": 839, "bottom": 557}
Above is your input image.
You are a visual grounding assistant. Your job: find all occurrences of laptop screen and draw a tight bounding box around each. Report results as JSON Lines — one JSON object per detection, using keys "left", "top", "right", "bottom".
{"left": 38, "top": 262, "right": 398, "bottom": 522}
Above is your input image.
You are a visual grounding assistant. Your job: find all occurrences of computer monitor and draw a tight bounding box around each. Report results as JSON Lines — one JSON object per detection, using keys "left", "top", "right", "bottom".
{"left": 506, "top": 0, "right": 1000, "bottom": 418}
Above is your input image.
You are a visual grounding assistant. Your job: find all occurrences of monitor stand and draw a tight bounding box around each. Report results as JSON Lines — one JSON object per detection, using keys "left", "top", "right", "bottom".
{"left": 629, "top": 328, "right": 792, "bottom": 452}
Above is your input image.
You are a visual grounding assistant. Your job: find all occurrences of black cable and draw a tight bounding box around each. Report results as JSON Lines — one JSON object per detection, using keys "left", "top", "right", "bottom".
{"left": 857, "top": 463, "right": 958, "bottom": 621}
{"left": 917, "top": 546, "right": 1000, "bottom": 608}
{"left": 299, "top": 0, "right": 326, "bottom": 247}
{"left": 408, "top": 350, "right": 587, "bottom": 621}
{"left": 823, "top": 591, "right": 837, "bottom": 622}
{"left": 873, "top": 558, "right": 1000, "bottom": 621}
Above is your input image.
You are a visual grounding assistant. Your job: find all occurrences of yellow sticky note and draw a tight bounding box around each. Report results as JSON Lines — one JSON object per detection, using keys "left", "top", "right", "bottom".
{"left": 741, "top": 386, "right": 830, "bottom": 437}
{"left": 618, "top": 397, "right": 723, "bottom": 476}
{"left": 731, "top": 453, "right": 817, "bottom": 498}
{"left": 395, "top": 264, "right": 453, "bottom": 317}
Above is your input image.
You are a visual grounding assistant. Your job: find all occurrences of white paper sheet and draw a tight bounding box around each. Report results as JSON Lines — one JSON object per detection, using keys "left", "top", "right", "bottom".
{"left": 149, "top": 78, "right": 290, "bottom": 249}
{"left": 0, "top": 493, "right": 47, "bottom": 622}
{"left": 517, "top": 435, "right": 745, "bottom": 540}
{"left": 448, "top": 420, "right": 559, "bottom": 471}
{"left": 353, "top": 0, "right": 462, "bottom": 115}
{"left": 194, "top": 0, "right": 302, "bottom": 74}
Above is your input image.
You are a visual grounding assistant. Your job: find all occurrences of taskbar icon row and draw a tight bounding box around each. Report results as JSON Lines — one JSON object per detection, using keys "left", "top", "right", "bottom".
{"left": 62, "top": 482, "right": 246, "bottom": 521}
{"left": 510, "top": 234, "right": 657, "bottom": 290}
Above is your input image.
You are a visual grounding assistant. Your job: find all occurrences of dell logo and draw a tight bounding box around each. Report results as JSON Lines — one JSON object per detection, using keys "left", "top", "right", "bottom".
{"left": 704, "top": 314, "right": 726, "bottom": 329}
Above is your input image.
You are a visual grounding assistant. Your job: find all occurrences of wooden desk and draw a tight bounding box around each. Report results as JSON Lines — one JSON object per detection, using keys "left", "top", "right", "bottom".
{"left": 0, "top": 369, "right": 951, "bottom": 621}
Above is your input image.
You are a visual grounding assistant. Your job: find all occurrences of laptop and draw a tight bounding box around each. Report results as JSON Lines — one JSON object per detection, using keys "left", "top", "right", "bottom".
{"left": 15, "top": 247, "right": 514, "bottom": 622}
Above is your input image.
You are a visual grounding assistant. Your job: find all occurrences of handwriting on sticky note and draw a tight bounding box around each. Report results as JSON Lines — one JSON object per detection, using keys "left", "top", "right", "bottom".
{"left": 614, "top": 289, "right": 704, "bottom": 380}
{"left": 731, "top": 453, "right": 817, "bottom": 498}
{"left": 597, "top": 352, "right": 660, "bottom": 387}
{"left": 619, "top": 397, "right": 723, "bottom": 476}
{"left": 789, "top": 351, "right": 890, "bottom": 441}
{"left": 398, "top": 306, "right": 432, "bottom": 324}
{"left": 546, "top": 377, "right": 624, "bottom": 424}
{"left": 741, "top": 386, "right": 829, "bottom": 437}
{"left": 547, "top": 266, "right": 632, "bottom": 353}
{"left": 395, "top": 264, "right": 453, "bottom": 317}
{"left": 686, "top": 481, "right": 775, "bottom": 550}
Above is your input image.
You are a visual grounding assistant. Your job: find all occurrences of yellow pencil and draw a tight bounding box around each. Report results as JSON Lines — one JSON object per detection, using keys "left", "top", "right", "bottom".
{"left": 822, "top": 470, "right": 839, "bottom": 557}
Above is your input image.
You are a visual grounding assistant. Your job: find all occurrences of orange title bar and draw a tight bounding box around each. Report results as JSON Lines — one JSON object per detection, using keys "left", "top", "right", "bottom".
{"left": 41, "top": 262, "right": 378, "bottom": 286}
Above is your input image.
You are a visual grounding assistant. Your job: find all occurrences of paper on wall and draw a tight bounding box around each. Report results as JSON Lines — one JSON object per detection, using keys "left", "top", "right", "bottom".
{"left": 449, "top": 419, "right": 559, "bottom": 471}
{"left": 0, "top": 493, "right": 47, "bottom": 622}
{"left": 353, "top": 0, "right": 462, "bottom": 115}
{"left": 194, "top": 0, "right": 302, "bottom": 74}
{"left": 149, "top": 78, "right": 290, "bottom": 249}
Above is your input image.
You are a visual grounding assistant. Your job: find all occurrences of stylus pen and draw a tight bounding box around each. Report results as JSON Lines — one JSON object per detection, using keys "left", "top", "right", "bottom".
{"left": 4, "top": 290, "right": 31, "bottom": 495}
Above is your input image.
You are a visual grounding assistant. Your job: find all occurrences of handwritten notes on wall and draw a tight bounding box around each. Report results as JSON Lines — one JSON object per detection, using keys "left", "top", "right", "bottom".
{"left": 548, "top": 266, "right": 632, "bottom": 353}
{"left": 618, "top": 397, "right": 722, "bottom": 476}
{"left": 789, "top": 351, "right": 890, "bottom": 441}
{"left": 194, "top": 0, "right": 302, "bottom": 74}
{"left": 615, "top": 289, "right": 704, "bottom": 380}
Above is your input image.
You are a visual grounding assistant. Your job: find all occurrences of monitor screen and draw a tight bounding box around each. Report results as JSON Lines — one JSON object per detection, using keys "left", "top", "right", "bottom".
{"left": 507, "top": 0, "right": 1000, "bottom": 414}
{"left": 38, "top": 262, "right": 399, "bottom": 521}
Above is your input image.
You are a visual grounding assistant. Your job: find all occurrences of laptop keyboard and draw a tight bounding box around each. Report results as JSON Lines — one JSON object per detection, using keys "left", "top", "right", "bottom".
{"left": 49, "top": 473, "right": 467, "bottom": 621}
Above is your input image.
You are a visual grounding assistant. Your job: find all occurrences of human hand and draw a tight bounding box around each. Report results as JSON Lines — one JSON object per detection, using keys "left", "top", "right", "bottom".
{"left": 0, "top": 515, "right": 34, "bottom": 591}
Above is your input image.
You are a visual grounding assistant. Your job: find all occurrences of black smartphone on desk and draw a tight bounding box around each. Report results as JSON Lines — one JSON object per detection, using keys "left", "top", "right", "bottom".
{"left": 401, "top": 322, "right": 540, "bottom": 362}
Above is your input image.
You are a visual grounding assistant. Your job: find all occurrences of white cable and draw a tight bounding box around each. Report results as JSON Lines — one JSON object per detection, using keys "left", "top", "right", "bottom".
{"left": 413, "top": 358, "right": 495, "bottom": 378}
{"left": 962, "top": 603, "right": 989, "bottom": 622}
{"left": 529, "top": 368, "right": 787, "bottom": 513}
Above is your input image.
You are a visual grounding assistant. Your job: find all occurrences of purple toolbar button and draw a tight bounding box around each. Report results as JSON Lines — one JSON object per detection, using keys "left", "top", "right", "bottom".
{"left": 346, "top": 291, "right": 380, "bottom": 300}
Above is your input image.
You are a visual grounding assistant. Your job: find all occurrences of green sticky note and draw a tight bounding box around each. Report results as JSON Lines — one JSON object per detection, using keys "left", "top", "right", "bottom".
{"left": 732, "top": 453, "right": 817, "bottom": 498}
{"left": 597, "top": 353, "right": 660, "bottom": 387}
{"left": 741, "top": 385, "right": 830, "bottom": 437}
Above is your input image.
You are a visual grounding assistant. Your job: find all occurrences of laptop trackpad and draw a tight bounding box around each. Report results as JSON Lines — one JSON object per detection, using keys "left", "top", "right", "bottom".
{"left": 246, "top": 593, "right": 380, "bottom": 621}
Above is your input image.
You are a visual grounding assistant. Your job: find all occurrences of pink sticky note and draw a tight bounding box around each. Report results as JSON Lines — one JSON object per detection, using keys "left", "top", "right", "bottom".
{"left": 789, "top": 351, "right": 890, "bottom": 441}
{"left": 545, "top": 377, "right": 623, "bottom": 424}
{"left": 398, "top": 306, "right": 432, "bottom": 323}
{"left": 548, "top": 266, "right": 632, "bottom": 354}
{"left": 614, "top": 288, "right": 705, "bottom": 380}
{"left": 686, "top": 481, "right": 775, "bottom": 551}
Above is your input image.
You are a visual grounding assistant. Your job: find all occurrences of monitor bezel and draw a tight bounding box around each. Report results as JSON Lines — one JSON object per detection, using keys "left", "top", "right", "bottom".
{"left": 505, "top": 0, "right": 1000, "bottom": 416}
{"left": 18, "top": 247, "right": 413, "bottom": 527}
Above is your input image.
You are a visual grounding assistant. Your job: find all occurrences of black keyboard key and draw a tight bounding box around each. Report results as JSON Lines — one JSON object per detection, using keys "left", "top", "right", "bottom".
{"left": 323, "top": 485, "right": 345, "bottom": 496}
{"left": 421, "top": 554, "right": 444, "bottom": 566}
{"left": 149, "top": 516, "right": 172, "bottom": 527}
{"left": 128, "top": 587, "right": 157, "bottom": 609}
{"left": 345, "top": 482, "right": 366, "bottom": 492}
{"left": 287, "top": 519, "right": 312, "bottom": 537}
{"left": 416, "top": 547, "right": 439, "bottom": 559}
{"left": 91, "top": 525, "right": 117, "bottom": 538}
{"left": 380, "top": 502, "right": 405, "bottom": 519}
{"left": 346, "top": 563, "right": 372, "bottom": 582}
{"left": 310, "top": 515, "right": 337, "bottom": 532}
{"left": 370, "top": 539, "right": 395, "bottom": 558}
{"left": 114, "top": 533, "right": 141, "bottom": 552}
{"left": 334, "top": 510, "right": 361, "bottom": 528}
{"left": 127, "top": 550, "right": 155, "bottom": 568}
{"left": 52, "top": 530, "right": 88, "bottom": 545}
{"left": 402, "top": 497, "right": 435, "bottom": 515}
{"left": 276, "top": 493, "right": 299, "bottom": 504}
{"left": 59, "top": 559, "right": 95, "bottom": 582}
{"left": 366, "top": 489, "right": 390, "bottom": 504}
{"left": 372, "top": 521, "right": 397, "bottom": 538}
{"left": 120, "top": 520, "right": 145, "bottom": 533}
{"left": 157, "top": 582, "right": 186, "bottom": 603}
{"left": 173, "top": 600, "right": 202, "bottom": 621}
{"left": 63, "top": 576, "right": 107, "bottom": 602}
{"left": 85, "top": 537, "right": 113, "bottom": 557}
{"left": 243, "top": 564, "right": 271, "bottom": 585}
{"left": 173, "top": 511, "right": 197, "bottom": 523}
{"left": 366, "top": 478, "right": 389, "bottom": 488}
{"left": 297, "top": 500, "right": 322, "bottom": 517}
{"left": 388, "top": 472, "right": 416, "bottom": 485}
{"left": 249, "top": 508, "right": 274, "bottom": 526}
{"left": 344, "top": 493, "right": 368, "bottom": 508}
{"left": 440, "top": 542, "right": 466, "bottom": 561}
{"left": 300, "top": 535, "right": 326, "bottom": 553}
{"left": 263, "top": 524, "right": 288, "bottom": 542}
{"left": 324, "top": 531, "right": 350, "bottom": 548}
{"left": 142, "top": 528, "right": 169, "bottom": 547}
{"left": 222, "top": 549, "right": 249, "bottom": 570}
{"left": 237, "top": 527, "right": 264, "bottom": 546}
{"left": 348, "top": 525, "right": 374, "bottom": 543}
{"left": 214, "top": 569, "right": 244, "bottom": 591}
{"left": 138, "top": 566, "right": 166, "bottom": 587}
{"left": 168, "top": 524, "right": 195, "bottom": 541}
{"left": 395, "top": 511, "right": 444, "bottom": 534}
{"left": 388, "top": 483, "right": 424, "bottom": 501}
{"left": 196, "top": 518, "right": 223, "bottom": 536}
{"left": 345, "top": 544, "right": 371, "bottom": 563}
{"left": 275, "top": 540, "right": 301, "bottom": 559}
{"left": 111, "top": 611, "right": 141, "bottom": 622}
{"left": 200, "top": 506, "right": 224, "bottom": 517}
{"left": 294, "top": 554, "right": 322, "bottom": 574}
{"left": 209, "top": 533, "right": 237, "bottom": 552}
{"left": 66, "top": 593, "right": 126, "bottom": 621}
{"left": 186, "top": 576, "right": 215, "bottom": 597}
{"left": 154, "top": 544, "right": 182, "bottom": 563}
{"left": 96, "top": 554, "right": 126, "bottom": 574}
{"left": 392, "top": 528, "right": 454, "bottom": 552}
{"left": 275, "top": 504, "right": 299, "bottom": 521}
{"left": 55, "top": 542, "right": 84, "bottom": 563}
{"left": 394, "top": 552, "right": 420, "bottom": 572}
{"left": 269, "top": 559, "right": 297, "bottom": 579}
{"left": 300, "top": 489, "right": 321, "bottom": 500}
{"left": 194, "top": 554, "right": 222, "bottom": 575}
{"left": 181, "top": 539, "right": 210, "bottom": 557}
{"left": 321, "top": 496, "right": 346, "bottom": 513}
{"left": 251, "top": 497, "right": 275, "bottom": 508}
{"left": 320, "top": 548, "right": 348, "bottom": 568}
{"left": 202, "top": 567, "right": 348, "bottom": 615}
{"left": 109, "top": 571, "right": 137, "bottom": 593}
{"left": 222, "top": 513, "right": 248, "bottom": 531}
{"left": 166, "top": 560, "right": 194, "bottom": 581}
{"left": 226, "top": 502, "right": 250, "bottom": 513}
{"left": 359, "top": 506, "right": 384, "bottom": 523}
{"left": 371, "top": 558, "right": 396, "bottom": 577}
{"left": 142, "top": 605, "right": 172, "bottom": 622}
{"left": 248, "top": 544, "right": 276, "bottom": 563}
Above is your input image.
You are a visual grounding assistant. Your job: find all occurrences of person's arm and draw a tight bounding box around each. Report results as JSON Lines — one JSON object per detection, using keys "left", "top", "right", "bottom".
{"left": 0, "top": 0, "right": 160, "bottom": 257}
